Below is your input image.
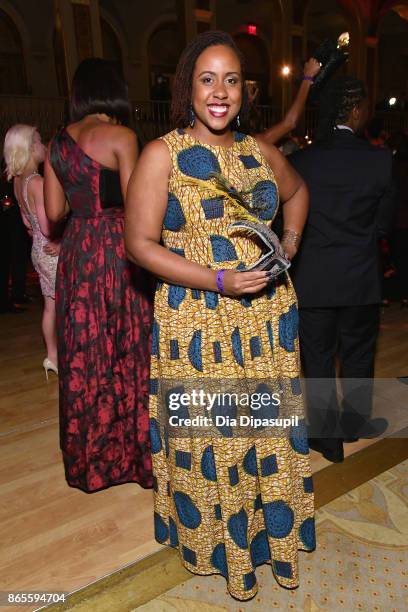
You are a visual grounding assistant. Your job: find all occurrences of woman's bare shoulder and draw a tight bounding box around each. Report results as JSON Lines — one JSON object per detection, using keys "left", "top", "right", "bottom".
{"left": 97, "top": 122, "right": 137, "bottom": 144}
{"left": 142, "top": 137, "right": 170, "bottom": 155}
{"left": 28, "top": 173, "right": 44, "bottom": 192}
{"left": 140, "top": 138, "right": 171, "bottom": 169}
{"left": 254, "top": 135, "right": 281, "bottom": 163}
{"left": 67, "top": 121, "right": 136, "bottom": 144}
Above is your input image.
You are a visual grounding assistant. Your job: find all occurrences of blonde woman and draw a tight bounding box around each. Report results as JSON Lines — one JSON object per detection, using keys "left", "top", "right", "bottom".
{"left": 4, "top": 125, "right": 59, "bottom": 378}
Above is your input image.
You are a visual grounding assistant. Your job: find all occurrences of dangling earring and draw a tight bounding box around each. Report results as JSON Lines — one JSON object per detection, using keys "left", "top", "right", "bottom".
{"left": 236, "top": 114, "right": 241, "bottom": 128}
{"left": 189, "top": 105, "right": 195, "bottom": 128}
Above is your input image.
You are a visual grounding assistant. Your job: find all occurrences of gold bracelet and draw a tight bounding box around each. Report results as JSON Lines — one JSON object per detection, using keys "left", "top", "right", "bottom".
{"left": 282, "top": 229, "right": 302, "bottom": 249}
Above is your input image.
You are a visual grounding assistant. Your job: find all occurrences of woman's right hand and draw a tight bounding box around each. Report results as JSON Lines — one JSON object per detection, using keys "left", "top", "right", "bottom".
{"left": 303, "top": 57, "right": 321, "bottom": 79}
{"left": 43, "top": 241, "right": 60, "bottom": 257}
{"left": 221, "top": 269, "right": 270, "bottom": 296}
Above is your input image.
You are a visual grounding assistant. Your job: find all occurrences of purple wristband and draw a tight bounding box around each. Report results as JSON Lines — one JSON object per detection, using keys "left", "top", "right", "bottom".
{"left": 216, "top": 269, "right": 226, "bottom": 294}
{"left": 303, "top": 75, "right": 314, "bottom": 82}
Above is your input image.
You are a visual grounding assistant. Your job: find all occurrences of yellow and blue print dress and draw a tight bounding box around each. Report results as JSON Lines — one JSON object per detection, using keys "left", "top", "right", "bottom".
{"left": 149, "top": 128, "right": 315, "bottom": 600}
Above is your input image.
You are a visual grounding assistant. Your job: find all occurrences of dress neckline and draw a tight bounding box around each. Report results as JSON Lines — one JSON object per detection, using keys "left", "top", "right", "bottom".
{"left": 62, "top": 127, "right": 119, "bottom": 172}
{"left": 176, "top": 128, "right": 246, "bottom": 150}
{"left": 24, "top": 171, "right": 40, "bottom": 183}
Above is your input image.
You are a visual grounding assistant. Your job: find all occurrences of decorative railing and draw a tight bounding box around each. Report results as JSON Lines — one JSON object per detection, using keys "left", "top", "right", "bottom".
{"left": 131, "top": 101, "right": 282, "bottom": 143}
{"left": 0, "top": 98, "right": 286, "bottom": 147}
{"left": 132, "top": 101, "right": 172, "bottom": 145}
{"left": 303, "top": 107, "right": 408, "bottom": 141}
{"left": 0, "top": 95, "right": 67, "bottom": 149}
{"left": 0, "top": 96, "right": 407, "bottom": 154}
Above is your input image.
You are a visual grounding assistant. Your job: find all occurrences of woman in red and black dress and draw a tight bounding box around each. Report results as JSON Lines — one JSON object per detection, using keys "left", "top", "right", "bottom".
{"left": 44, "top": 58, "right": 153, "bottom": 492}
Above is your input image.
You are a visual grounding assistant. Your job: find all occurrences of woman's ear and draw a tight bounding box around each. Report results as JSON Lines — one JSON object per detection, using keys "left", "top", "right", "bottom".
{"left": 351, "top": 105, "right": 360, "bottom": 121}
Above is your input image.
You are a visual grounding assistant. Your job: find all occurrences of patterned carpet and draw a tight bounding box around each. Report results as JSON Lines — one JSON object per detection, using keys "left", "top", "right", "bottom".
{"left": 135, "top": 459, "right": 408, "bottom": 611}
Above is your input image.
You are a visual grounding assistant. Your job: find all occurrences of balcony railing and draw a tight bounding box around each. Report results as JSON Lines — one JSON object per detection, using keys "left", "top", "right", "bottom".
{"left": 131, "top": 101, "right": 282, "bottom": 143}
{"left": 1, "top": 95, "right": 407, "bottom": 154}
{"left": 0, "top": 95, "right": 66, "bottom": 148}
{"left": 132, "top": 101, "right": 172, "bottom": 145}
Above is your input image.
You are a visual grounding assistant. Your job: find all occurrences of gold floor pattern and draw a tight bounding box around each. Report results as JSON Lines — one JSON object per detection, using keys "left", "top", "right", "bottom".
{"left": 135, "top": 459, "right": 408, "bottom": 611}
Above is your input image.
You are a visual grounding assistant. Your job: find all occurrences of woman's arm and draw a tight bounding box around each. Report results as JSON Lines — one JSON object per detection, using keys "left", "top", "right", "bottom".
{"left": 125, "top": 140, "right": 269, "bottom": 296}
{"left": 29, "top": 175, "right": 54, "bottom": 238}
{"left": 44, "top": 144, "right": 68, "bottom": 223}
{"left": 112, "top": 126, "right": 139, "bottom": 199}
{"left": 256, "top": 58, "right": 320, "bottom": 146}
{"left": 256, "top": 138, "right": 309, "bottom": 259}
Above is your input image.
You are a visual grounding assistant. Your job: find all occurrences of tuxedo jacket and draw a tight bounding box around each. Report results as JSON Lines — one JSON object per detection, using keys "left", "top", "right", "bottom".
{"left": 289, "top": 130, "right": 395, "bottom": 307}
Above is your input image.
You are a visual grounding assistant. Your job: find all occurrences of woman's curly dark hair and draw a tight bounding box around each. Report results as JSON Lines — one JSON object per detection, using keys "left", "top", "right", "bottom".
{"left": 316, "top": 75, "right": 367, "bottom": 143}
{"left": 170, "top": 30, "right": 250, "bottom": 130}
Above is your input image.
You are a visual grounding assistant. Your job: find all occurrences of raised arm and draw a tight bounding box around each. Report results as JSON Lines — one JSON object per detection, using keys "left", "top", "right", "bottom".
{"left": 44, "top": 144, "right": 68, "bottom": 223}
{"left": 256, "top": 58, "right": 320, "bottom": 146}
{"left": 125, "top": 140, "right": 269, "bottom": 296}
{"left": 256, "top": 138, "right": 309, "bottom": 259}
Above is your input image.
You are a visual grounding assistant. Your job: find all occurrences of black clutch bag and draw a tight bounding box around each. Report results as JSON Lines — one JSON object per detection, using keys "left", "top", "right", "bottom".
{"left": 228, "top": 220, "right": 291, "bottom": 277}
{"left": 310, "top": 37, "right": 349, "bottom": 98}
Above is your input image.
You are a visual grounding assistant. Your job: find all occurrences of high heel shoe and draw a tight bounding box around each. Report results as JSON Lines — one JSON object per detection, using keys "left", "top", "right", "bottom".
{"left": 43, "top": 357, "right": 58, "bottom": 380}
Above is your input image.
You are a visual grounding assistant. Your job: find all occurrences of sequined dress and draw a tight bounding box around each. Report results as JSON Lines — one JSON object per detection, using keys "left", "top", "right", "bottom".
{"left": 150, "top": 129, "right": 315, "bottom": 600}
{"left": 21, "top": 173, "right": 57, "bottom": 298}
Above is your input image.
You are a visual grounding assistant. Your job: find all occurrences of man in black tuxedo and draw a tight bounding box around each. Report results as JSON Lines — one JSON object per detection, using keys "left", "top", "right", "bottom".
{"left": 289, "top": 76, "right": 395, "bottom": 463}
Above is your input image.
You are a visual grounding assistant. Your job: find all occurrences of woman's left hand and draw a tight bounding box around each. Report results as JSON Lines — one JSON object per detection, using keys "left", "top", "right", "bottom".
{"left": 43, "top": 241, "right": 60, "bottom": 257}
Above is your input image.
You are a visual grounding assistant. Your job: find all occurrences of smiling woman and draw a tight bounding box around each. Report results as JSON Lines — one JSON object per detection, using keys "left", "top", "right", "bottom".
{"left": 125, "top": 30, "right": 313, "bottom": 602}
{"left": 170, "top": 31, "right": 250, "bottom": 140}
{"left": 190, "top": 47, "right": 242, "bottom": 133}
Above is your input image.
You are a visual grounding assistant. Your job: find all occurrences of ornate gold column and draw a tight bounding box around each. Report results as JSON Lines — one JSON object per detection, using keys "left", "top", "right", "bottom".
{"left": 176, "top": 0, "right": 216, "bottom": 47}
{"left": 54, "top": 0, "right": 103, "bottom": 90}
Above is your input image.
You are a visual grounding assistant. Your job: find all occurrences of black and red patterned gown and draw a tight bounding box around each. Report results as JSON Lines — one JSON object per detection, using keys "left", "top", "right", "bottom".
{"left": 49, "top": 127, "right": 153, "bottom": 492}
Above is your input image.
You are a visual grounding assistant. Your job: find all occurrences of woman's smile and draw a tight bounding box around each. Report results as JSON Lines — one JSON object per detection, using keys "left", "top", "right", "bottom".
{"left": 207, "top": 103, "right": 230, "bottom": 118}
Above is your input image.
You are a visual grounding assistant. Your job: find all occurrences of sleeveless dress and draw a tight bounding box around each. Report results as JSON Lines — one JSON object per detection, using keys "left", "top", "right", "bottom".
{"left": 150, "top": 129, "right": 315, "bottom": 600}
{"left": 49, "top": 127, "right": 153, "bottom": 492}
{"left": 21, "top": 173, "right": 57, "bottom": 298}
